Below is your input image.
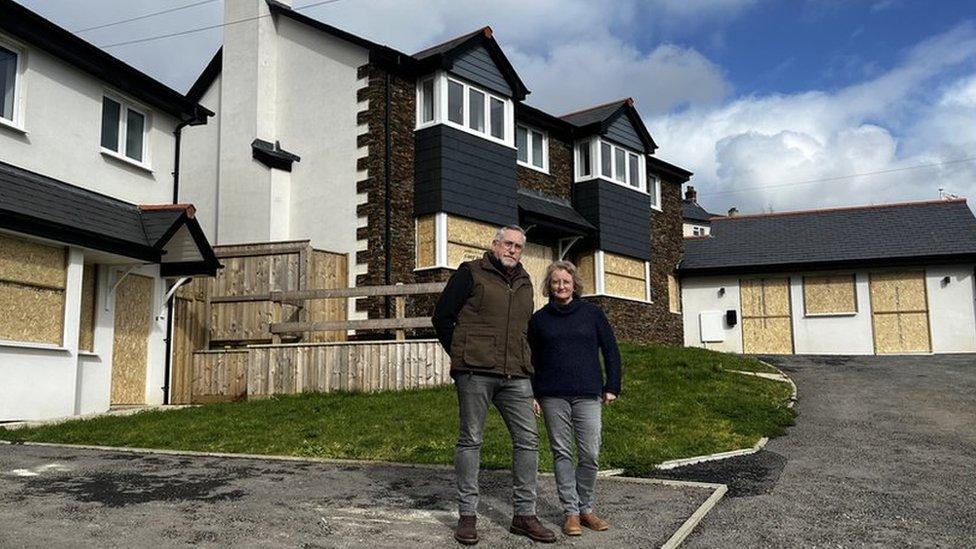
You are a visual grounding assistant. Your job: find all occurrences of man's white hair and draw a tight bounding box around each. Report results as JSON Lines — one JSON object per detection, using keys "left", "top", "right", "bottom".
{"left": 492, "top": 224, "right": 526, "bottom": 243}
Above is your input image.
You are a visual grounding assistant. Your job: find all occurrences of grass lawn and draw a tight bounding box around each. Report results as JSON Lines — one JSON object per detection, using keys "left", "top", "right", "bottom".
{"left": 0, "top": 344, "right": 794, "bottom": 476}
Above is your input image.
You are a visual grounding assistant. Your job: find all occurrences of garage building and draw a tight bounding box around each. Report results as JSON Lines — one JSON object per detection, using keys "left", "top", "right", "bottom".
{"left": 679, "top": 199, "right": 976, "bottom": 355}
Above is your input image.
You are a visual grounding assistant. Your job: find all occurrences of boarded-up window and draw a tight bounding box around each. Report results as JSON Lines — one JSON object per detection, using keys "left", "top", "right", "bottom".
{"left": 803, "top": 274, "right": 856, "bottom": 315}
{"left": 604, "top": 252, "right": 647, "bottom": 301}
{"left": 0, "top": 233, "right": 67, "bottom": 345}
{"left": 668, "top": 274, "right": 681, "bottom": 313}
{"left": 446, "top": 215, "right": 495, "bottom": 267}
{"left": 79, "top": 264, "right": 98, "bottom": 351}
{"left": 577, "top": 252, "right": 596, "bottom": 295}
{"left": 415, "top": 215, "right": 436, "bottom": 269}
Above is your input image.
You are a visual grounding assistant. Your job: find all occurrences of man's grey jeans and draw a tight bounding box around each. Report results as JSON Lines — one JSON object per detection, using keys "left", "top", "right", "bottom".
{"left": 455, "top": 373, "right": 539, "bottom": 516}
{"left": 539, "top": 396, "right": 602, "bottom": 515}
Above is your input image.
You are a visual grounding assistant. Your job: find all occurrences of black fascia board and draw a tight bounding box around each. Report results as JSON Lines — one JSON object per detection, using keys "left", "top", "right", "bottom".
{"left": 676, "top": 253, "right": 976, "bottom": 277}
{"left": 0, "top": 210, "right": 161, "bottom": 263}
{"left": 186, "top": 48, "right": 222, "bottom": 103}
{"left": 252, "top": 139, "right": 301, "bottom": 171}
{"left": 647, "top": 156, "right": 693, "bottom": 182}
{"left": 1, "top": 0, "right": 211, "bottom": 123}
{"left": 518, "top": 209, "right": 594, "bottom": 236}
{"left": 149, "top": 212, "right": 221, "bottom": 275}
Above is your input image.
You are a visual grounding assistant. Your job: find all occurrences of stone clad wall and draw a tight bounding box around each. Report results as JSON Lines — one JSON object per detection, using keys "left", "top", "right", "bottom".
{"left": 516, "top": 136, "right": 573, "bottom": 201}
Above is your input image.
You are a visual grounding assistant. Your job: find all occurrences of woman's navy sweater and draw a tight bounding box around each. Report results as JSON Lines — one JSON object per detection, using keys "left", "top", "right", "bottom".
{"left": 528, "top": 299, "right": 622, "bottom": 398}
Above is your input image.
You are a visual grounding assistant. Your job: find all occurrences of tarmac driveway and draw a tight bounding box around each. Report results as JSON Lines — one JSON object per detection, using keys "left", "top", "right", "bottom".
{"left": 0, "top": 443, "right": 714, "bottom": 548}
{"left": 662, "top": 354, "right": 976, "bottom": 548}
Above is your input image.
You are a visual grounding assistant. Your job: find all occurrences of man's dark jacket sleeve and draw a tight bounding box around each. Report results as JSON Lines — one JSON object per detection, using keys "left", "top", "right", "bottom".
{"left": 432, "top": 264, "right": 473, "bottom": 352}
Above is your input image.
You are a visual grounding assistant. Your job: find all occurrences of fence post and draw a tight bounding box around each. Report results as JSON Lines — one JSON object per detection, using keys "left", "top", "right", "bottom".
{"left": 395, "top": 282, "right": 405, "bottom": 341}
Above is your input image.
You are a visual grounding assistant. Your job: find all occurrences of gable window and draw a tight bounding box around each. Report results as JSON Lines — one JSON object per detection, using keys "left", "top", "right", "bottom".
{"left": 516, "top": 124, "right": 547, "bottom": 171}
{"left": 579, "top": 137, "right": 647, "bottom": 192}
{"left": 101, "top": 95, "right": 148, "bottom": 164}
{"left": 577, "top": 141, "right": 591, "bottom": 177}
{"left": 416, "top": 72, "right": 512, "bottom": 146}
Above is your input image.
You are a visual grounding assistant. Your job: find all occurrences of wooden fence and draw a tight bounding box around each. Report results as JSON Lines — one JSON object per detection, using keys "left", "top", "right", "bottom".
{"left": 188, "top": 281, "right": 449, "bottom": 402}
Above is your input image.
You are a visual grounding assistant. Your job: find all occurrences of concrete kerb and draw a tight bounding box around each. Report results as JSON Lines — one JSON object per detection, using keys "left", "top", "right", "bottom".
{"left": 654, "top": 360, "right": 797, "bottom": 471}
{"left": 0, "top": 405, "right": 197, "bottom": 431}
{"left": 0, "top": 439, "right": 726, "bottom": 549}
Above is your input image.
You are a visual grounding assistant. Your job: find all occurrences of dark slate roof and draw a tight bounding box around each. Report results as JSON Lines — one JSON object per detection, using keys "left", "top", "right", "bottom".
{"left": 2, "top": 0, "right": 211, "bottom": 123}
{"left": 413, "top": 28, "right": 486, "bottom": 59}
{"left": 679, "top": 200, "right": 976, "bottom": 275}
{"left": 560, "top": 99, "right": 629, "bottom": 127}
{"left": 0, "top": 160, "right": 219, "bottom": 276}
{"left": 517, "top": 189, "right": 595, "bottom": 235}
{"left": 411, "top": 26, "right": 529, "bottom": 100}
{"left": 683, "top": 200, "right": 716, "bottom": 222}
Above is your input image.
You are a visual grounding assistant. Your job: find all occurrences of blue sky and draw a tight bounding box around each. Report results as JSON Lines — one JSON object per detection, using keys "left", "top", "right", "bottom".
{"left": 15, "top": 0, "right": 976, "bottom": 215}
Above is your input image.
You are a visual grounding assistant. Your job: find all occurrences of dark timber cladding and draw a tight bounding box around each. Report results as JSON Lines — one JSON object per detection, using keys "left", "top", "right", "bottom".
{"left": 574, "top": 179, "right": 651, "bottom": 261}
{"left": 449, "top": 45, "right": 512, "bottom": 97}
{"left": 605, "top": 113, "right": 645, "bottom": 152}
{"left": 414, "top": 124, "right": 517, "bottom": 225}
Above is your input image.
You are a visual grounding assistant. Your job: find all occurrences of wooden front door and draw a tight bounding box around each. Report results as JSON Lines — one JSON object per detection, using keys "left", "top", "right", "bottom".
{"left": 521, "top": 242, "right": 554, "bottom": 311}
{"left": 111, "top": 274, "right": 153, "bottom": 405}
{"left": 740, "top": 277, "right": 794, "bottom": 354}
{"left": 869, "top": 271, "right": 931, "bottom": 354}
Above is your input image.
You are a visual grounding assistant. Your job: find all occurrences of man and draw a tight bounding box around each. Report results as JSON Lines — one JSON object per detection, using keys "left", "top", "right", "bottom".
{"left": 433, "top": 225, "right": 556, "bottom": 545}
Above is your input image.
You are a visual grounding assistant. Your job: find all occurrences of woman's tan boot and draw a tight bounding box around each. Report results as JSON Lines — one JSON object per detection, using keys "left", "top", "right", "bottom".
{"left": 579, "top": 513, "right": 611, "bottom": 531}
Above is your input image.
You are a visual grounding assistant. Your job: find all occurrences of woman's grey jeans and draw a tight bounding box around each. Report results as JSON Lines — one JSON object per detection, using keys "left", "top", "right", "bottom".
{"left": 540, "top": 396, "right": 602, "bottom": 515}
{"left": 455, "top": 373, "right": 539, "bottom": 516}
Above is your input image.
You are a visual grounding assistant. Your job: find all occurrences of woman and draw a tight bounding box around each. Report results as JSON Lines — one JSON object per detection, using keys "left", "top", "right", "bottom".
{"left": 528, "top": 260, "right": 621, "bottom": 536}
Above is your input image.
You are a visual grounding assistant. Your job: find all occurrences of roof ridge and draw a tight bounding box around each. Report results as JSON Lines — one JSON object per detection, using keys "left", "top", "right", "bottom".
{"left": 713, "top": 198, "right": 967, "bottom": 221}
{"left": 558, "top": 97, "right": 631, "bottom": 119}
{"left": 413, "top": 27, "right": 489, "bottom": 56}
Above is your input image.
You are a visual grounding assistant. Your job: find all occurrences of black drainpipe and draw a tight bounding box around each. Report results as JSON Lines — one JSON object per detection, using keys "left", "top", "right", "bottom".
{"left": 162, "top": 117, "right": 194, "bottom": 405}
{"left": 383, "top": 69, "right": 393, "bottom": 320}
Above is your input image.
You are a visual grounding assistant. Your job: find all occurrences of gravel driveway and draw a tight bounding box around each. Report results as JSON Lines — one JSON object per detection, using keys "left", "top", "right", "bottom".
{"left": 663, "top": 354, "right": 976, "bottom": 548}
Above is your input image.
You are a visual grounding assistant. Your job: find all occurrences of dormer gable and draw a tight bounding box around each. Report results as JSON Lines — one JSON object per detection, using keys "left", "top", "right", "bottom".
{"left": 414, "top": 27, "right": 529, "bottom": 101}
{"left": 561, "top": 98, "right": 657, "bottom": 154}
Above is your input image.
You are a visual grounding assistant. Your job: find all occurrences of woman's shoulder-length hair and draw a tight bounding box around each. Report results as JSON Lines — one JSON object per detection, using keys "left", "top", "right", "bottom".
{"left": 541, "top": 260, "right": 585, "bottom": 297}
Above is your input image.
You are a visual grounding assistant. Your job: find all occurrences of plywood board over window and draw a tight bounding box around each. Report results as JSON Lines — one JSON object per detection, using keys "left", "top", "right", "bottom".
{"left": 111, "top": 274, "right": 153, "bottom": 405}
{"left": 79, "top": 264, "right": 97, "bottom": 351}
{"left": 604, "top": 252, "right": 647, "bottom": 301}
{"left": 740, "top": 277, "right": 794, "bottom": 354}
{"left": 415, "top": 215, "right": 437, "bottom": 269}
{"left": 447, "top": 215, "right": 495, "bottom": 267}
{"left": 0, "top": 233, "right": 67, "bottom": 345}
{"left": 520, "top": 242, "right": 553, "bottom": 311}
{"left": 804, "top": 274, "right": 857, "bottom": 315}
{"left": 668, "top": 274, "right": 681, "bottom": 313}
{"left": 869, "top": 271, "right": 930, "bottom": 354}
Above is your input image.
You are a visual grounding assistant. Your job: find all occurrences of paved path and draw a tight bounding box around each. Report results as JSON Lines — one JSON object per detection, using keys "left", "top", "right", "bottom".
{"left": 659, "top": 355, "right": 976, "bottom": 548}
{"left": 0, "top": 444, "right": 713, "bottom": 548}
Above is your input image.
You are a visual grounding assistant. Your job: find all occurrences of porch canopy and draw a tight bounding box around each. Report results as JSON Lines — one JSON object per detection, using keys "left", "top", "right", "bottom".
{"left": 0, "top": 160, "right": 219, "bottom": 276}
{"left": 517, "top": 188, "right": 595, "bottom": 241}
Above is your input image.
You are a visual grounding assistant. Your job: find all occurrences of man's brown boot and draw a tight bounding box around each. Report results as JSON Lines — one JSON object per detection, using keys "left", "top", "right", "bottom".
{"left": 454, "top": 515, "right": 478, "bottom": 545}
{"left": 510, "top": 515, "right": 557, "bottom": 543}
{"left": 563, "top": 514, "right": 582, "bottom": 536}
{"left": 580, "top": 512, "right": 611, "bottom": 531}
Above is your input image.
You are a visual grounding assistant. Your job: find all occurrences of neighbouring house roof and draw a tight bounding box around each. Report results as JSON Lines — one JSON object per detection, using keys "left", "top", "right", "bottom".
{"left": 683, "top": 200, "right": 715, "bottom": 223}
{"left": 1, "top": 0, "right": 211, "bottom": 124}
{"left": 517, "top": 189, "right": 596, "bottom": 236}
{"left": 0, "top": 160, "right": 220, "bottom": 277}
{"left": 559, "top": 98, "right": 658, "bottom": 154}
{"left": 679, "top": 199, "right": 976, "bottom": 276}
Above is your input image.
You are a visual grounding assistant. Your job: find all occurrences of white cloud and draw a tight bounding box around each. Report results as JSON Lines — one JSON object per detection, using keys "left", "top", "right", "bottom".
{"left": 650, "top": 22, "right": 976, "bottom": 215}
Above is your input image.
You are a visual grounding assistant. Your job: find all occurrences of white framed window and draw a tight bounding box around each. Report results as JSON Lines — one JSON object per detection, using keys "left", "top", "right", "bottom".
{"left": 692, "top": 225, "right": 707, "bottom": 236}
{"left": 100, "top": 94, "right": 149, "bottom": 166}
{"left": 0, "top": 38, "right": 26, "bottom": 131}
{"left": 575, "top": 137, "right": 646, "bottom": 193}
{"left": 415, "top": 72, "right": 512, "bottom": 147}
{"left": 649, "top": 173, "right": 662, "bottom": 210}
{"left": 516, "top": 124, "right": 547, "bottom": 172}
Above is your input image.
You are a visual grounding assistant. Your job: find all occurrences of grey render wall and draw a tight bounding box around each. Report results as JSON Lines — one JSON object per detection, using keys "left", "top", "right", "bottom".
{"left": 604, "top": 113, "right": 645, "bottom": 152}
{"left": 449, "top": 45, "right": 512, "bottom": 97}
{"left": 574, "top": 178, "right": 651, "bottom": 260}
{"left": 414, "top": 124, "right": 518, "bottom": 226}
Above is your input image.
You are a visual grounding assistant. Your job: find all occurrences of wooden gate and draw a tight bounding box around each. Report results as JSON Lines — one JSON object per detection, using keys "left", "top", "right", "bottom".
{"left": 521, "top": 242, "right": 554, "bottom": 311}
{"left": 869, "top": 271, "right": 931, "bottom": 354}
{"left": 740, "top": 277, "right": 794, "bottom": 354}
{"left": 170, "top": 280, "right": 208, "bottom": 404}
{"left": 111, "top": 274, "right": 153, "bottom": 405}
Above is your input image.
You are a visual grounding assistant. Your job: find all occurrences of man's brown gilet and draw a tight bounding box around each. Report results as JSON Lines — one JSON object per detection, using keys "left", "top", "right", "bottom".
{"left": 450, "top": 255, "right": 535, "bottom": 377}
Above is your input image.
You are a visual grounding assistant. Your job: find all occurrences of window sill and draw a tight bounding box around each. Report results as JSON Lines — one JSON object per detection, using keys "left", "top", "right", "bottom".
{"left": 0, "top": 340, "right": 71, "bottom": 353}
{"left": 414, "top": 265, "right": 456, "bottom": 273}
{"left": 804, "top": 312, "right": 858, "bottom": 318}
{"left": 0, "top": 117, "right": 27, "bottom": 135}
{"left": 651, "top": 205, "right": 663, "bottom": 212}
{"left": 413, "top": 121, "right": 515, "bottom": 150}
{"left": 594, "top": 176, "right": 650, "bottom": 196}
{"left": 101, "top": 149, "right": 153, "bottom": 173}
{"left": 517, "top": 160, "right": 549, "bottom": 175}
{"left": 581, "top": 292, "right": 652, "bottom": 305}
{"left": 78, "top": 351, "right": 100, "bottom": 358}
